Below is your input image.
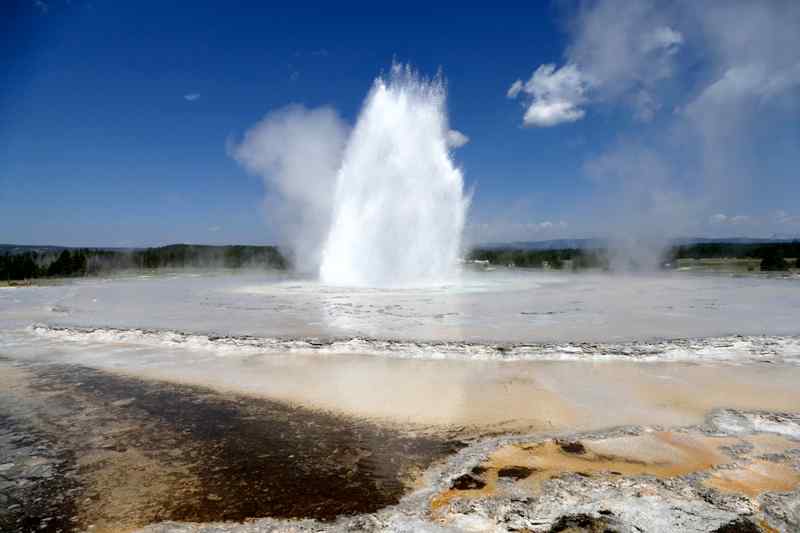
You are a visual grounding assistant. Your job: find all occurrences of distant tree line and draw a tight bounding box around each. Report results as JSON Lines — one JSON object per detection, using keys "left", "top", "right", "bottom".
{"left": 670, "top": 241, "right": 800, "bottom": 261}
{"left": 470, "top": 241, "right": 800, "bottom": 272}
{"left": 668, "top": 241, "right": 800, "bottom": 272}
{"left": 3, "top": 241, "right": 798, "bottom": 281}
{"left": 468, "top": 248, "right": 609, "bottom": 270}
{"left": 0, "top": 244, "right": 288, "bottom": 281}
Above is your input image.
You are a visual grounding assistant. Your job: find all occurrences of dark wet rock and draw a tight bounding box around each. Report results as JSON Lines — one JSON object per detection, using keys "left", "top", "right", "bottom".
{"left": 711, "top": 518, "right": 762, "bottom": 532}
{"left": 450, "top": 473, "right": 486, "bottom": 490}
{"left": 0, "top": 414, "right": 78, "bottom": 533}
{"left": 498, "top": 466, "right": 535, "bottom": 480}
{"left": 471, "top": 465, "right": 487, "bottom": 475}
{"left": 558, "top": 440, "right": 587, "bottom": 454}
{"left": 548, "top": 513, "right": 614, "bottom": 532}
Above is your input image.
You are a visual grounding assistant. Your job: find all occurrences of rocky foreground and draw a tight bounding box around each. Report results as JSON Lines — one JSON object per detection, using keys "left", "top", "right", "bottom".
{"left": 136, "top": 411, "right": 800, "bottom": 533}
{"left": 1, "top": 357, "right": 799, "bottom": 532}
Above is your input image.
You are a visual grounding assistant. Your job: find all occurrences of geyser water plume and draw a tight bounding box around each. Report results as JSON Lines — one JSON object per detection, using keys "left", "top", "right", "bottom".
{"left": 320, "top": 65, "right": 469, "bottom": 286}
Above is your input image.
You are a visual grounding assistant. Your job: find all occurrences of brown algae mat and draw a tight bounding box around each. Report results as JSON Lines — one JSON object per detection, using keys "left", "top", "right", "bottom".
{"left": 0, "top": 360, "right": 464, "bottom": 532}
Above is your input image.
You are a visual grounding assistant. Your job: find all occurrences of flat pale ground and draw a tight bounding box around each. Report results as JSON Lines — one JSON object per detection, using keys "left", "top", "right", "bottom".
{"left": 123, "top": 354, "right": 800, "bottom": 435}
{"left": 2, "top": 271, "right": 800, "bottom": 435}
{"left": 3, "top": 270, "right": 800, "bottom": 343}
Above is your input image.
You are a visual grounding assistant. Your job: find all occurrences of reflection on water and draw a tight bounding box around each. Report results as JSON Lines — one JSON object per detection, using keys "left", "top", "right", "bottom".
{"left": 3, "top": 270, "right": 799, "bottom": 343}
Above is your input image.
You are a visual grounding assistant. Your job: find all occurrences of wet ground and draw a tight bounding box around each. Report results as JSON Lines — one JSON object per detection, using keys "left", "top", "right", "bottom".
{"left": 3, "top": 357, "right": 800, "bottom": 532}
{"left": 2, "top": 273, "right": 800, "bottom": 532}
{"left": 0, "top": 358, "right": 464, "bottom": 532}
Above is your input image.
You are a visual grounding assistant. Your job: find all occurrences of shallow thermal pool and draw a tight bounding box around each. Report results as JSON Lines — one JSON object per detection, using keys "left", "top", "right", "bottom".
{"left": 2, "top": 269, "right": 800, "bottom": 424}
{"left": 2, "top": 269, "right": 800, "bottom": 344}
{"left": 2, "top": 269, "right": 800, "bottom": 532}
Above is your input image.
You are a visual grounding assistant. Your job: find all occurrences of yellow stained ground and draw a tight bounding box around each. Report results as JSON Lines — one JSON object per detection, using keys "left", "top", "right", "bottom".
{"left": 705, "top": 460, "right": 800, "bottom": 498}
{"left": 432, "top": 432, "right": 800, "bottom": 514}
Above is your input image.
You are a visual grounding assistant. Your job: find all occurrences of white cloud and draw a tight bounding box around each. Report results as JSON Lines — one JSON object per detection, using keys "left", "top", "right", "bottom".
{"left": 523, "top": 100, "right": 585, "bottom": 127}
{"left": 508, "top": 64, "right": 589, "bottom": 127}
{"left": 709, "top": 213, "right": 752, "bottom": 225}
{"left": 208, "top": 225, "right": 221, "bottom": 233}
{"left": 509, "top": 1, "right": 685, "bottom": 125}
{"left": 34, "top": 0, "right": 48, "bottom": 15}
{"left": 446, "top": 129, "right": 469, "bottom": 148}
{"left": 512, "top": 1, "right": 798, "bottom": 130}
{"left": 506, "top": 80, "right": 523, "bottom": 98}
{"left": 184, "top": 93, "right": 200, "bottom": 102}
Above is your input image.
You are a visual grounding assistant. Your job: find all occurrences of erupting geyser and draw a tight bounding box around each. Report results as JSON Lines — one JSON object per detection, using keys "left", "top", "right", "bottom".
{"left": 319, "top": 65, "right": 469, "bottom": 286}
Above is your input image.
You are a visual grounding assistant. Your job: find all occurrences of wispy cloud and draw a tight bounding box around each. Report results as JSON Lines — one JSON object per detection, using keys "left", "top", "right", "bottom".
{"left": 709, "top": 211, "right": 800, "bottom": 232}
{"left": 709, "top": 214, "right": 752, "bottom": 225}
{"left": 294, "top": 49, "right": 331, "bottom": 58}
{"left": 773, "top": 210, "right": 800, "bottom": 226}
{"left": 184, "top": 93, "right": 201, "bottom": 102}
{"left": 466, "top": 220, "right": 569, "bottom": 244}
{"left": 33, "top": 0, "right": 49, "bottom": 15}
{"left": 446, "top": 129, "right": 470, "bottom": 148}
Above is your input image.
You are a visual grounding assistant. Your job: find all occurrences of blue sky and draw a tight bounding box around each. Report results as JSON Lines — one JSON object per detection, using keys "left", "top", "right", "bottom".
{"left": 2, "top": 0, "right": 799, "bottom": 247}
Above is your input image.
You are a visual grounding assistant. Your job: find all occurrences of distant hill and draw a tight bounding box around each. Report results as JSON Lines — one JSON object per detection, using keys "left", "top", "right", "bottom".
{"left": 672, "top": 237, "right": 800, "bottom": 245}
{"left": 0, "top": 244, "right": 70, "bottom": 255}
{"left": 478, "top": 237, "right": 798, "bottom": 250}
{"left": 0, "top": 244, "right": 138, "bottom": 255}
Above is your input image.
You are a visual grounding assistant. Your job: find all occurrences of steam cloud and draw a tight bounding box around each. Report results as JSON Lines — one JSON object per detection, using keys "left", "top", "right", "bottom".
{"left": 233, "top": 66, "right": 469, "bottom": 283}
{"left": 231, "top": 105, "right": 348, "bottom": 273}
{"left": 509, "top": 0, "right": 800, "bottom": 268}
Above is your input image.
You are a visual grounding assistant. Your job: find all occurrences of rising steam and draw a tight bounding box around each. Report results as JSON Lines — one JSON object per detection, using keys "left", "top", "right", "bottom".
{"left": 508, "top": 0, "right": 800, "bottom": 269}
{"left": 233, "top": 65, "right": 469, "bottom": 285}
{"left": 231, "top": 106, "right": 348, "bottom": 273}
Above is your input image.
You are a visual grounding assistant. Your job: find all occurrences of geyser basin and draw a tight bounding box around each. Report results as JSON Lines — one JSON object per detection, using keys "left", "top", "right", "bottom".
{"left": 320, "top": 65, "right": 469, "bottom": 286}
{"left": 3, "top": 271, "right": 800, "bottom": 532}
{"left": 4, "top": 270, "right": 798, "bottom": 344}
